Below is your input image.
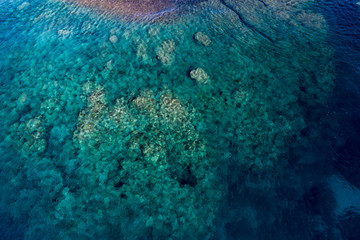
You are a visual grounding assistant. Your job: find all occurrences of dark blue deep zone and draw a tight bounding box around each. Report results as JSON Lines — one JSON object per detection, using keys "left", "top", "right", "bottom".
{"left": 316, "top": 0, "right": 360, "bottom": 188}
{"left": 311, "top": 1, "right": 360, "bottom": 238}
{"left": 1, "top": 0, "right": 360, "bottom": 239}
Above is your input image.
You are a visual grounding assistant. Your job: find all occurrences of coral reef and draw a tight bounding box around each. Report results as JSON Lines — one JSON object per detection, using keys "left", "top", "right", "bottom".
{"left": 70, "top": 84, "right": 222, "bottom": 239}
{"left": 0, "top": 0, "right": 336, "bottom": 239}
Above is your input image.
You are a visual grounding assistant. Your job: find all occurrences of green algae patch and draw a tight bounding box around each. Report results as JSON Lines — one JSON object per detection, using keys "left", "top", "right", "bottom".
{"left": 0, "top": 0, "right": 335, "bottom": 239}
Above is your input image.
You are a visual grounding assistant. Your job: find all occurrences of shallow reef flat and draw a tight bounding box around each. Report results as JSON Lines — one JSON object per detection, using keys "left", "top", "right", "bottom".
{"left": 0, "top": 0, "right": 335, "bottom": 239}
{"left": 64, "top": 0, "right": 180, "bottom": 19}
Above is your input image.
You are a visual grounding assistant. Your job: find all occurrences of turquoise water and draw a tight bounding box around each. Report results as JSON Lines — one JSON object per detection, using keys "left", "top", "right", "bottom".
{"left": 0, "top": 0, "right": 359, "bottom": 239}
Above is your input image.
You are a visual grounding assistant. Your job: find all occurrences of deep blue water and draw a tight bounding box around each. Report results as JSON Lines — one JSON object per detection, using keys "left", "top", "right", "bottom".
{"left": 0, "top": 0, "right": 360, "bottom": 239}
{"left": 297, "top": 0, "right": 360, "bottom": 238}
{"left": 315, "top": 0, "right": 360, "bottom": 187}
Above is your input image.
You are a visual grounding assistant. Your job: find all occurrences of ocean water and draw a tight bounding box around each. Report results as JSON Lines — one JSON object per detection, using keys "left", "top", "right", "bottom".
{"left": 0, "top": 0, "right": 359, "bottom": 239}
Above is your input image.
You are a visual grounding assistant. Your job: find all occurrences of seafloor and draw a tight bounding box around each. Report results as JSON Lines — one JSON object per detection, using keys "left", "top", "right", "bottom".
{"left": 0, "top": 0, "right": 357, "bottom": 239}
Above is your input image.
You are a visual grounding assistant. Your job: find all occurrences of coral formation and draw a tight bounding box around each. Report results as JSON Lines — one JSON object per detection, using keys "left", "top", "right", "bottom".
{"left": 109, "top": 35, "right": 118, "bottom": 43}
{"left": 194, "top": 32, "right": 211, "bottom": 47}
{"left": 156, "top": 39, "right": 176, "bottom": 66}
{"left": 190, "top": 67, "right": 210, "bottom": 84}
